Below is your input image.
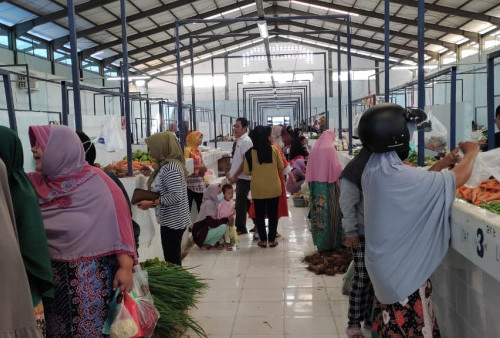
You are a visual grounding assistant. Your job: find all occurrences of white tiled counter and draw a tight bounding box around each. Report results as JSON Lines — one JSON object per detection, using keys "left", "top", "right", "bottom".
{"left": 432, "top": 201, "right": 500, "bottom": 337}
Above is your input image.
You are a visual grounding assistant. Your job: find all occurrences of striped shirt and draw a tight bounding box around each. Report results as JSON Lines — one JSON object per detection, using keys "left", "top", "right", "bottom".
{"left": 151, "top": 162, "right": 191, "bottom": 230}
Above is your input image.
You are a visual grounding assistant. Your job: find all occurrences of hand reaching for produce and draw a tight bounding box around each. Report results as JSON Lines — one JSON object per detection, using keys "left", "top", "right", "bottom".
{"left": 140, "top": 166, "right": 152, "bottom": 176}
{"left": 444, "top": 148, "right": 461, "bottom": 167}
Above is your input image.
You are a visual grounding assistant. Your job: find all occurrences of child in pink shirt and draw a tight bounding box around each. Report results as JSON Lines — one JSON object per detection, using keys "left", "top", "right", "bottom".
{"left": 218, "top": 184, "right": 235, "bottom": 250}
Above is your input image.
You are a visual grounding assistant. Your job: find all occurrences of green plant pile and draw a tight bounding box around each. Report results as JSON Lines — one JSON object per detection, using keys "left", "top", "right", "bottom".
{"left": 123, "top": 150, "right": 154, "bottom": 163}
{"left": 405, "top": 152, "right": 438, "bottom": 166}
{"left": 141, "top": 258, "right": 208, "bottom": 337}
{"left": 479, "top": 200, "right": 500, "bottom": 216}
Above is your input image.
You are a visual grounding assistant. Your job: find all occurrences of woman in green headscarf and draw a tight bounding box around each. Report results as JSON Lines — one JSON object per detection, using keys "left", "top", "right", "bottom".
{"left": 0, "top": 126, "right": 53, "bottom": 332}
{"left": 135, "top": 132, "right": 191, "bottom": 265}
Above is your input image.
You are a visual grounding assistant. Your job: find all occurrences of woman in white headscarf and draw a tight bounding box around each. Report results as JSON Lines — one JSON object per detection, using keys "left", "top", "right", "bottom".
{"left": 358, "top": 103, "right": 479, "bottom": 336}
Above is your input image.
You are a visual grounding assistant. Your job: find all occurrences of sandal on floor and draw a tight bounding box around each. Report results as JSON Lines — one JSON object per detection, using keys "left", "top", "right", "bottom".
{"left": 226, "top": 243, "right": 233, "bottom": 251}
{"left": 346, "top": 326, "right": 364, "bottom": 338}
{"left": 269, "top": 241, "right": 279, "bottom": 248}
{"left": 257, "top": 241, "right": 267, "bottom": 248}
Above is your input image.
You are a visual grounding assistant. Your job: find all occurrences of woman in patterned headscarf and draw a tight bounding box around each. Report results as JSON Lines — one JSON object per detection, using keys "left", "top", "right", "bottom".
{"left": 184, "top": 131, "right": 206, "bottom": 213}
{"left": 28, "top": 125, "right": 136, "bottom": 337}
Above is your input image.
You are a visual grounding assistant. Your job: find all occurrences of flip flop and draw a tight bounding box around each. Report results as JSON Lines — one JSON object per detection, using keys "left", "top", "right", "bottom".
{"left": 346, "top": 326, "right": 364, "bottom": 338}
{"left": 269, "top": 241, "right": 279, "bottom": 248}
{"left": 257, "top": 241, "right": 267, "bottom": 248}
{"left": 226, "top": 243, "right": 233, "bottom": 251}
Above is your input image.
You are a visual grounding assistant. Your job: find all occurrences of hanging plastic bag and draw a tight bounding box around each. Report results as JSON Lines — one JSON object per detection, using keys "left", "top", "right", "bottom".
{"left": 424, "top": 114, "right": 448, "bottom": 153}
{"left": 97, "top": 117, "right": 124, "bottom": 152}
{"left": 464, "top": 148, "right": 500, "bottom": 188}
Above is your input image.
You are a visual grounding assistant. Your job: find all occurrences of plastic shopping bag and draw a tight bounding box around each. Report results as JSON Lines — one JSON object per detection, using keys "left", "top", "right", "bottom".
{"left": 97, "top": 117, "right": 124, "bottom": 152}
{"left": 132, "top": 265, "right": 160, "bottom": 337}
{"left": 103, "top": 290, "right": 143, "bottom": 338}
{"left": 464, "top": 148, "right": 500, "bottom": 188}
{"left": 229, "top": 226, "right": 240, "bottom": 244}
{"left": 424, "top": 114, "right": 448, "bottom": 153}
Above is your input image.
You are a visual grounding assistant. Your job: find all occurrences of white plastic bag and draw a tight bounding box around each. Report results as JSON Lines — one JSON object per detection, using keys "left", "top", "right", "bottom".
{"left": 97, "top": 117, "right": 123, "bottom": 152}
{"left": 464, "top": 148, "right": 500, "bottom": 188}
{"left": 424, "top": 114, "right": 448, "bottom": 153}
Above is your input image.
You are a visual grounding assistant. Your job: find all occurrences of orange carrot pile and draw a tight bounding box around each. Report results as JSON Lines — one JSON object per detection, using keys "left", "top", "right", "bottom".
{"left": 456, "top": 179, "right": 500, "bottom": 206}
{"left": 114, "top": 160, "right": 153, "bottom": 170}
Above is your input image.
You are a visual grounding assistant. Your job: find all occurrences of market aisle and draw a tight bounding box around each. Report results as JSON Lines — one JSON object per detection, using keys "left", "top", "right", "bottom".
{"left": 182, "top": 203, "right": 371, "bottom": 338}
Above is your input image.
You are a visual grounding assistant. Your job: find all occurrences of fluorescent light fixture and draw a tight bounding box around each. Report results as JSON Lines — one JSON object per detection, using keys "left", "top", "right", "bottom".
{"left": 257, "top": 21, "right": 268, "bottom": 39}
{"left": 91, "top": 51, "right": 104, "bottom": 57}
{"left": 205, "top": 3, "right": 255, "bottom": 19}
{"left": 456, "top": 37, "right": 469, "bottom": 45}
{"left": 479, "top": 25, "right": 497, "bottom": 35}
{"left": 243, "top": 72, "right": 314, "bottom": 84}
{"left": 332, "top": 70, "right": 376, "bottom": 81}
{"left": 183, "top": 74, "right": 226, "bottom": 88}
{"left": 392, "top": 65, "right": 438, "bottom": 70}
{"left": 291, "top": 0, "right": 359, "bottom": 16}
{"left": 107, "top": 76, "right": 150, "bottom": 81}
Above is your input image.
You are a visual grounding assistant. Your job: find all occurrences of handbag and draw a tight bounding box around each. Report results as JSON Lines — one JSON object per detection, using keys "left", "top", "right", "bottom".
{"left": 131, "top": 188, "right": 160, "bottom": 205}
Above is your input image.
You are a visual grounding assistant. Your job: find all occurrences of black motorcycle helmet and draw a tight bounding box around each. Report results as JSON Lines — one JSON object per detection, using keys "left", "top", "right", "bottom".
{"left": 358, "top": 103, "right": 427, "bottom": 158}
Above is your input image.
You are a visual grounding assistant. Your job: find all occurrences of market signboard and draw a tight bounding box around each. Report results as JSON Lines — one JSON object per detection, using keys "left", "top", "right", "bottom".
{"left": 450, "top": 199, "right": 500, "bottom": 282}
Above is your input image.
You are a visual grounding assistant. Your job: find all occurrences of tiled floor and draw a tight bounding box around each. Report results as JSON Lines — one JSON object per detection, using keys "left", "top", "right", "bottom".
{"left": 182, "top": 204, "right": 372, "bottom": 338}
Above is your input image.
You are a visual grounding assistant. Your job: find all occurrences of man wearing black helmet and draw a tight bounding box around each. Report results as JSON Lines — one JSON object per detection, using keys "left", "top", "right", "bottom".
{"left": 357, "top": 103, "right": 479, "bottom": 336}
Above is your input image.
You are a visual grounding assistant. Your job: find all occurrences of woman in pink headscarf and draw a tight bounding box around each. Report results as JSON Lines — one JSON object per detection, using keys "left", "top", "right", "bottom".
{"left": 27, "top": 125, "right": 136, "bottom": 337}
{"left": 305, "top": 129, "right": 344, "bottom": 250}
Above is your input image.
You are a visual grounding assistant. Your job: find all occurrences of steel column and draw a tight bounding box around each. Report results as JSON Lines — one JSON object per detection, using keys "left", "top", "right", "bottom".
{"left": 347, "top": 18, "right": 353, "bottom": 154}
{"left": 174, "top": 22, "right": 185, "bottom": 149}
{"left": 3, "top": 73, "right": 16, "bottom": 132}
{"left": 211, "top": 58, "right": 217, "bottom": 148}
{"left": 450, "top": 66, "right": 457, "bottom": 149}
{"left": 337, "top": 33, "right": 342, "bottom": 138}
{"left": 417, "top": 0, "right": 425, "bottom": 166}
{"left": 61, "top": 81, "right": 69, "bottom": 126}
{"left": 384, "top": 0, "right": 390, "bottom": 102}
{"left": 189, "top": 37, "right": 197, "bottom": 130}
{"left": 486, "top": 51, "right": 500, "bottom": 150}
{"left": 323, "top": 53, "right": 328, "bottom": 129}
{"left": 120, "top": 0, "right": 133, "bottom": 176}
{"left": 146, "top": 100, "right": 151, "bottom": 137}
{"left": 67, "top": 0, "right": 83, "bottom": 131}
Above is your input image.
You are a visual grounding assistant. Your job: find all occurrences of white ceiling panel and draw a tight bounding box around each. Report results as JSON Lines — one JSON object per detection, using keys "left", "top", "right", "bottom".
{"left": 134, "top": 0, "right": 164, "bottom": 11}
{"left": 435, "top": 0, "right": 469, "bottom": 7}
{"left": 87, "top": 31, "right": 117, "bottom": 43}
{"left": 103, "top": 1, "right": 140, "bottom": 17}
{"left": 15, "top": 0, "right": 62, "bottom": 15}
{"left": 148, "top": 12, "right": 177, "bottom": 26}
{"left": 0, "top": 2, "right": 37, "bottom": 26}
{"left": 438, "top": 17, "right": 469, "bottom": 29}
{"left": 132, "top": 38, "right": 155, "bottom": 47}
{"left": 460, "top": 20, "right": 495, "bottom": 33}
{"left": 390, "top": 36, "right": 411, "bottom": 45}
{"left": 146, "top": 59, "right": 163, "bottom": 66}
{"left": 148, "top": 32, "right": 172, "bottom": 42}
{"left": 440, "top": 33, "right": 468, "bottom": 44}
{"left": 130, "top": 18, "right": 158, "bottom": 31}
{"left": 132, "top": 52, "right": 152, "bottom": 60}
{"left": 192, "top": 1, "right": 217, "bottom": 14}
{"left": 355, "top": 1, "right": 379, "bottom": 12}
{"left": 170, "top": 5, "right": 197, "bottom": 19}
{"left": 79, "top": 8, "right": 117, "bottom": 25}
{"left": 29, "top": 22, "right": 68, "bottom": 40}
{"left": 55, "top": 17, "right": 94, "bottom": 31}
{"left": 461, "top": 1, "right": 498, "bottom": 13}
{"left": 63, "top": 37, "right": 97, "bottom": 51}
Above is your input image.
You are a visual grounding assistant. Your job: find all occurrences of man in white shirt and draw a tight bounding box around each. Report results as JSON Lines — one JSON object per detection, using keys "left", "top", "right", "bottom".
{"left": 229, "top": 117, "right": 253, "bottom": 235}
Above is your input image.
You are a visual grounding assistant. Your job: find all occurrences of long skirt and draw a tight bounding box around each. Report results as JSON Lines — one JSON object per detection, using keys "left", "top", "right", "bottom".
{"left": 44, "top": 256, "right": 117, "bottom": 337}
{"left": 308, "top": 181, "right": 343, "bottom": 250}
{"left": 373, "top": 279, "right": 440, "bottom": 337}
{"left": 248, "top": 172, "right": 288, "bottom": 219}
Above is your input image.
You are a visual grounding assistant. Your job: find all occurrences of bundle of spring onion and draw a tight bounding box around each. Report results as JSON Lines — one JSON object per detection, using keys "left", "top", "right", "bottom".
{"left": 478, "top": 200, "right": 500, "bottom": 216}
{"left": 141, "top": 258, "right": 208, "bottom": 337}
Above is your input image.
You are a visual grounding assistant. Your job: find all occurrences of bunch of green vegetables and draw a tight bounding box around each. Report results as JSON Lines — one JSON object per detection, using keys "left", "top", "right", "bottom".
{"left": 405, "top": 152, "right": 438, "bottom": 166}
{"left": 141, "top": 258, "right": 208, "bottom": 337}
{"left": 479, "top": 200, "right": 500, "bottom": 216}
{"left": 123, "top": 150, "right": 154, "bottom": 163}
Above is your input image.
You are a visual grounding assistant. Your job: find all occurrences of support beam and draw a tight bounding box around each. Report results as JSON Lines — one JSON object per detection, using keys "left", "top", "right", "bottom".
{"left": 80, "top": 0, "right": 255, "bottom": 59}
{"left": 12, "top": 0, "right": 116, "bottom": 36}
{"left": 287, "top": 0, "right": 481, "bottom": 41}
{"left": 389, "top": 0, "right": 500, "bottom": 26}
{"left": 68, "top": 0, "right": 83, "bottom": 132}
{"left": 52, "top": 0, "right": 197, "bottom": 49}
{"left": 120, "top": 0, "right": 133, "bottom": 177}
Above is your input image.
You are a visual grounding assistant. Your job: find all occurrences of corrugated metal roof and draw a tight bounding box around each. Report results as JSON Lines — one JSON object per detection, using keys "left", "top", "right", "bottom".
{"left": 4, "top": 0, "right": 500, "bottom": 75}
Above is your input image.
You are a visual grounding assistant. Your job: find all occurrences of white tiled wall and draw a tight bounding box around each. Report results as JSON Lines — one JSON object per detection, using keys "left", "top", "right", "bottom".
{"left": 432, "top": 249, "right": 500, "bottom": 337}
